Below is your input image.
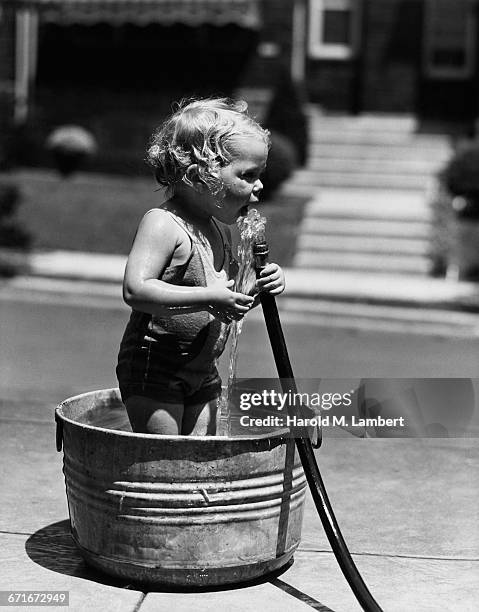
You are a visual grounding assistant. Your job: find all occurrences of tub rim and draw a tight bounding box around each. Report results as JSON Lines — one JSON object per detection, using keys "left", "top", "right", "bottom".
{"left": 55, "top": 387, "right": 292, "bottom": 443}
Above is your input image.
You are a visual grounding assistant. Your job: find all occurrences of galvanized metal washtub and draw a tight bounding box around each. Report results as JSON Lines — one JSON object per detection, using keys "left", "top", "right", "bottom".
{"left": 55, "top": 388, "right": 306, "bottom": 586}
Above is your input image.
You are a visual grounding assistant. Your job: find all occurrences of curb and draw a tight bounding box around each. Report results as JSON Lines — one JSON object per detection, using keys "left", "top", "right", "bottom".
{"left": 284, "top": 269, "right": 479, "bottom": 313}
{"left": 2, "top": 248, "right": 479, "bottom": 313}
{"left": 285, "top": 283, "right": 479, "bottom": 314}
{"left": 0, "top": 248, "right": 126, "bottom": 284}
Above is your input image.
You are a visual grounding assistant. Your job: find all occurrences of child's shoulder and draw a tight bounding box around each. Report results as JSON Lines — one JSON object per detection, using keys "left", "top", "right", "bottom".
{"left": 140, "top": 207, "right": 176, "bottom": 227}
{"left": 143, "top": 206, "right": 170, "bottom": 220}
{"left": 137, "top": 207, "right": 186, "bottom": 242}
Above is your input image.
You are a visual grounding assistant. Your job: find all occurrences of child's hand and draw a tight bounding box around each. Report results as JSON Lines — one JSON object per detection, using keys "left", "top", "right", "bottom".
{"left": 256, "top": 263, "right": 285, "bottom": 295}
{"left": 207, "top": 279, "right": 254, "bottom": 323}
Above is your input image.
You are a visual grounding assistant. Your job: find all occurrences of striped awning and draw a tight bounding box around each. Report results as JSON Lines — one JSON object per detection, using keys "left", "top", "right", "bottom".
{"left": 18, "top": 0, "right": 261, "bottom": 28}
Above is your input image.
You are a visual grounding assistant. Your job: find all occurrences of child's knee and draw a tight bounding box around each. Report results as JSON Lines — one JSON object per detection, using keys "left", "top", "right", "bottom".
{"left": 181, "top": 401, "right": 217, "bottom": 436}
{"left": 125, "top": 396, "right": 183, "bottom": 435}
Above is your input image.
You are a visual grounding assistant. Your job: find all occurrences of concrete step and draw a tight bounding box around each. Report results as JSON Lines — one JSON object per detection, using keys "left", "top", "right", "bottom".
{"left": 306, "top": 157, "right": 445, "bottom": 175}
{"left": 281, "top": 297, "right": 479, "bottom": 337}
{"left": 309, "top": 142, "right": 450, "bottom": 161}
{"left": 302, "top": 112, "right": 451, "bottom": 195}
{"left": 297, "top": 234, "right": 429, "bottom": 256}
{"left": 308, "top": 128, "right": 450, "bottom": 146}
{"left": 290, "top": 169, "right": 433, "bottom": 190}
{"left": 302, "top": 218, "right": 430, "bottom": 239}
{"left": 278, "top": 181, "right": 328, "bottom": 197}
{"left": 307, "top": 111, "right": 450, "bottom": 133}
{"left": 280, "top": 179, "right": 423, "bottom": 197}
{"left": 307, "top": 112, "right": 418, "bottom": 132}
{"left": 293, "top": 251, "right": 430, "bottom": 274}
{"left": 303, "top": 190, "right": 430, "bottom": 221}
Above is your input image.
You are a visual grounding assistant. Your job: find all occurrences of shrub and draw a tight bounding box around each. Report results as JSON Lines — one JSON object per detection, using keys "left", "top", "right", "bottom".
{"left": 427, "top": 177, "right": 454, "bottom": 277}
{"left": 46, "top": 125, "right": 98, "bottom": 177}
{"left": 0, "top": 180, "right": 31, "bottom": 276}
{"left": 0, "top": 223, "right": 30, "bottom": 248}
{"left": 440, "top": 140, "right": 479, "bottom": 221}
{"left": 450, "top": 194, "right": 479, "bottom": 220}
{"left": 261, "top": 131, "right": 298, "bottom": 201}
{"left": 428, "top": 141, "right": 479, "bottom": 278}
{"left": 441, "top": 140, "right": 479, "bottom": 196}
{"left": 0, "top": 181, "right": 30, "bottom": 248}
{"left": 0, "top": 181, "right": 20, "bottom": 217}
{"left": 264, "top": 65, "right": 309, "bottom": 167}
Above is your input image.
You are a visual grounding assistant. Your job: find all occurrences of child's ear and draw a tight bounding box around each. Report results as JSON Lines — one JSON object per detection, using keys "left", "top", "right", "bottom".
{"left": 184, "top": 164, "right": 206, "bottom": 192}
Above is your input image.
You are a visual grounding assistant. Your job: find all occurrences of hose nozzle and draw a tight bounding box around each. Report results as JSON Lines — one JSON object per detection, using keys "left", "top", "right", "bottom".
{"left": 253, "top": 241, "right": 269, "bottom": 276}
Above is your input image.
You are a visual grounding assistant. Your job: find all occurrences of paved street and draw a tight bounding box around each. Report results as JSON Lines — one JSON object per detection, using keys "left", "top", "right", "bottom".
{"left": 3, "top": 280, "right": 479, "bottom": 400}
{"left": 1, "top": 283, "right": 478, "bottom": 611}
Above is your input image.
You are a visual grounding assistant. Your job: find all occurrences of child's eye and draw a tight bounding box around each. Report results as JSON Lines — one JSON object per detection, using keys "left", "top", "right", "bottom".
{"left": 242, "top": 171, "right": 259, "bottom": 181}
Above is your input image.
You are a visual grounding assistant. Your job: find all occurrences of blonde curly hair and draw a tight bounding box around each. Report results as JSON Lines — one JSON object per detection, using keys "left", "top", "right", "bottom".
{"left": 146, "top": 97, "right": 270, "bottom": 194}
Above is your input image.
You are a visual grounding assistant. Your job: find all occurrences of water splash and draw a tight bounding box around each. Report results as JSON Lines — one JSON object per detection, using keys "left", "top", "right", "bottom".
{"left": 235, "top": 209, "right": 267, "bottom": 296}
{"left": 217, "top": 209, "right": 267, "bottom": 435}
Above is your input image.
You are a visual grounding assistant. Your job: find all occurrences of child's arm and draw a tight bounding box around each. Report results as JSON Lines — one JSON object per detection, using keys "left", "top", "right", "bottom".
{"left": 123, "top": 210, "right": 253, "bottom": 320}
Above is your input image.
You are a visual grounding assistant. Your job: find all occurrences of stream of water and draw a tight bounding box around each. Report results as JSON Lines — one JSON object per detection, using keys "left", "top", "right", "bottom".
{"left": 216, "top": 209, "right": 267, "bottom": 436}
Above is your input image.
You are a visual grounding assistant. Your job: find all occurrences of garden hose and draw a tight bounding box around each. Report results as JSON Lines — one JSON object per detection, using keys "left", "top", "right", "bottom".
{"left": 254, "top": 241, "right": 384, "bottom": 612}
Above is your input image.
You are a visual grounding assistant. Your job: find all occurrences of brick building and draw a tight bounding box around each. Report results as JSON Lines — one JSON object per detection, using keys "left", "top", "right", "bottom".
{"left": 304, "top": 0, "right": 478, "bottom": 121}
{"left": 1, "top": 1, "right": 477, "bottom": 165}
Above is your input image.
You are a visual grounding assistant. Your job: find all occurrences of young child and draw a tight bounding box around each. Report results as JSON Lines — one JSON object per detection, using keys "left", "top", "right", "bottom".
{"left": 116, "top": 98, "right": 285, "bottom": 435}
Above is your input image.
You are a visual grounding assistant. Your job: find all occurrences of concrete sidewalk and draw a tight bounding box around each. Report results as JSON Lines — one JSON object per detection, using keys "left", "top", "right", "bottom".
{"left": 3, "top": 248, "right": 479, "bottom": 312}
{"left": 1, "top": 392, "right": 477, "bottom": 612}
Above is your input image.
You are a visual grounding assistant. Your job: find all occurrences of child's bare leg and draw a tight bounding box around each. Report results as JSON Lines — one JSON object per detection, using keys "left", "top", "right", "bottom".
{"left": 181, "top": 400, "right": 218, "bottom": 436}
{"left": 125, "top": 395, "right": 183, "bottom": 434}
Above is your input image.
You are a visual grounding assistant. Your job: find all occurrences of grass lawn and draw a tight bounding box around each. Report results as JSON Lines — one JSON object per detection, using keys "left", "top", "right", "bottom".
{"left": 3, "top": 168, "right": 308, "bottom": 267}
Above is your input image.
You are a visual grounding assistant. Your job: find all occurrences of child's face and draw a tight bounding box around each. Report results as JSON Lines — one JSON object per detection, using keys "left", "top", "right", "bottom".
{"left": 212, "top": 136, "right": 268, "bottom": 224}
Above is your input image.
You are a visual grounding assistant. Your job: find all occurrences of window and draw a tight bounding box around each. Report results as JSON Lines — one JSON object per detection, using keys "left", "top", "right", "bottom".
{"left": 423, "top": 0, "right": 476, "bottom": 79}
{"left": 308, "top": 0, "right": 360, "bottom": 60}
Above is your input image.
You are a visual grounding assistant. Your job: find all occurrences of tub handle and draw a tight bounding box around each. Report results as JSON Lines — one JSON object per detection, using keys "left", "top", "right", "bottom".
{"left": 312, "top": 423, "right": 322, "bottom": 449}
{"left": 55, "top": 413, "right": 63, "bottom": 452}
